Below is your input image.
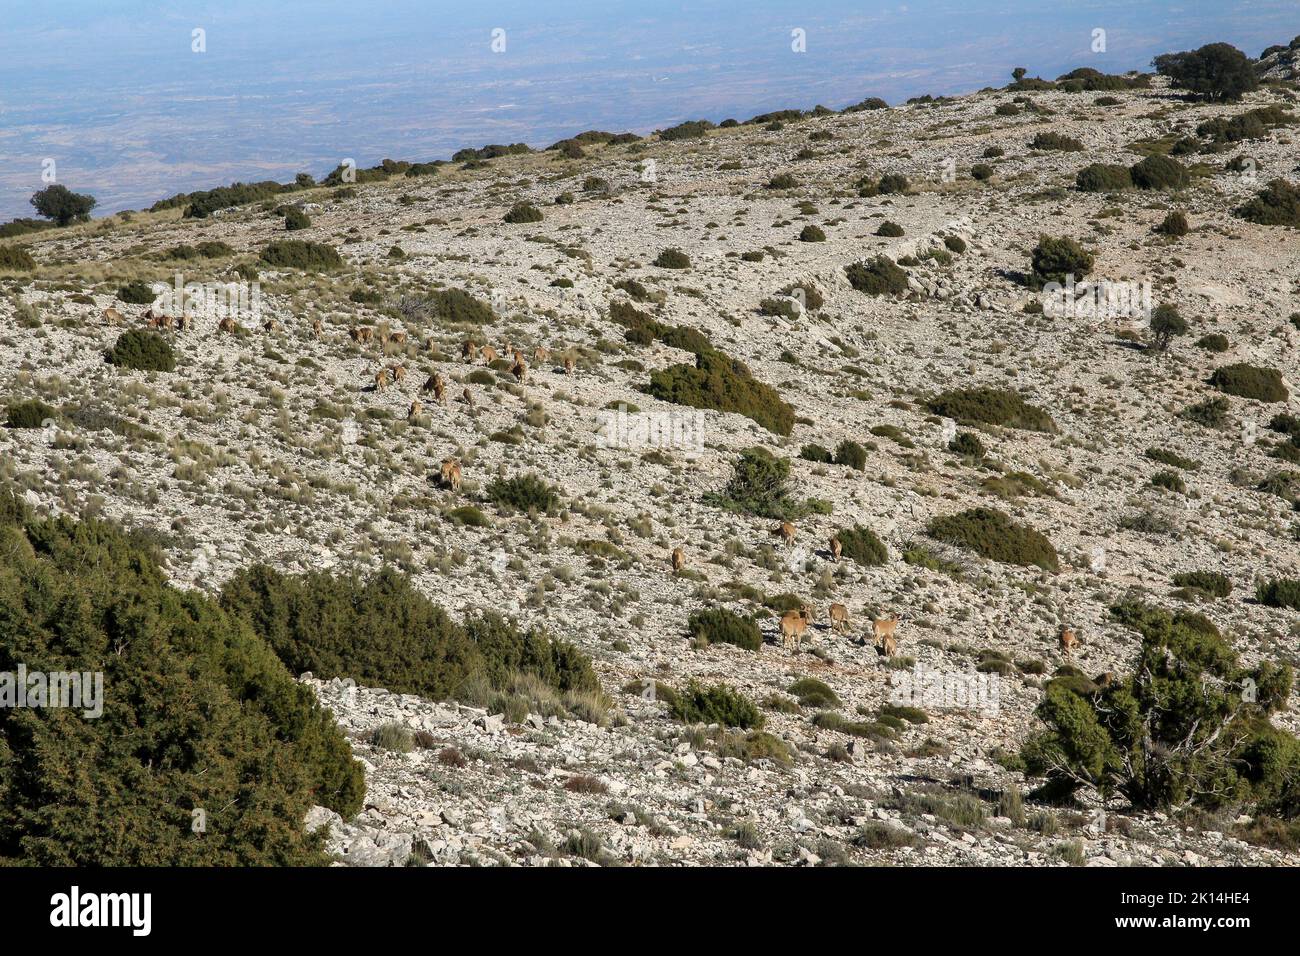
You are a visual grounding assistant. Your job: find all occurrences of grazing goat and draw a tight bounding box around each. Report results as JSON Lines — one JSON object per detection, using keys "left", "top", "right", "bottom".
{"left": 872, "top": 615, "right": 900, "bottom": 656}
{"left": 1059, "top": 627, "right": 1078, "bottom": 659}
{"left": 104, "top": 307, "right": 125, "bottom": 325}
{"left": 828, "top": 603, "right": 849, "bottom": 634}
{"left": 533, "top": 345, "right": 550, "bottom": 364}
{"left": 671, "top": 547, "right": 685, "bottom": 572}
{"left": 772, "top": 521, "right": 796, "bottom": 546}
{"left": 829, "top": 535, "right": 842, "bottom": 562}
{"left": 407, "top": 400, "right": 421, "bottom": 424}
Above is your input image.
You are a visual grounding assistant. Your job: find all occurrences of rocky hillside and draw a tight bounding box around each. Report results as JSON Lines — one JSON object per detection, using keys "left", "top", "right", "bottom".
{"left": 3, "top": 67, "right": 1299, "bottom": 866}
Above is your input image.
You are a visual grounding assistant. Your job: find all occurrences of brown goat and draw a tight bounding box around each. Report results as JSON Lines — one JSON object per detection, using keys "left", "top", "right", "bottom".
{"left": 440, "top": 457, "right": 463, "bottom": 491}
{"left": 829, "top": 603, "right": 849, "bottom": 634}
{"left": 780, "top": 607, "right": 811, "bottom": 652}
{"left": 671, "top": 547, "right": 685, "bottom": 572}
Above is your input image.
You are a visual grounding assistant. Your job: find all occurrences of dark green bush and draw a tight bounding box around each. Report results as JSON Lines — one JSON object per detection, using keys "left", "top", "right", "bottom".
{"left": 654, "top": 247, "right": 691, "bottom": 269}
{"left": 107, "top": 329, "right": 176, "bottom": 372}
{"left": 798, "top": 224, "right": 826, "bottom": 242}
{"left": 1238, "top": 179, "right": 1300, "bottom": 227}
{"left": 927, "top": 507, "right": 1059, "bottom": 571}
{"left": 1196, "top": 333, "right": 1230, "bottom": 352}
{"left": 799, "top": 444, "right": 833, "bottom": 463}
{"left": 6, "top": 399, "right": 57, "bottom": 429}
{"left": 687, "top": 608, "right": 762, "bottom": 651}
{"left": 1130, "top": 155, "right": 1190, "bottom": 190}
{"left": 1031, "top": 236, "right": 1094, "bottom": 285}
{"left": 430, "top": 287, "right": 496, "bottom": 325}
{"left": 875, "top": 221, "right": 904, "bottom": 237}
{"left": 1257, "top": 578, "right": 1300, "bottom": 610}
{"left": 1171, "top": 571, "right": 1233, "bottom": 598}
{"left": 659, "top": 120, "right": 715, "bottom": 141}
{"left": 1179, "top": 396, "right": 1231, "bottom": 428}
{"left": 1149, "top": 303, "right": 1187, "bottom": 351}
{"left": 928, "top": 387, "right": 1056, "bottom": 432}
{"left": 833, "top": 440, "right": 867, "bottom": 470}
{"left": 1076, "top": 163, "right": 1133, "bottom": 192}
{"left": 1156, "top": 211, "right": 1189, "bottom": 236}
{"left": 845, "top": 256, "right": 908, "bottom": 296}
{"left": 670, "top": 681, "right": 764, "bottom": 729}
{"left": 0, "top": 500, "right": 364, "bottom": 864}
{"left": 486, "top": 473, "right": 560, "bottom": 512}
{"left": 1020, "top": 602, "right": 1296, "bottom": 814}
{"left": 706, "top": 448, "right": 798, "bottom": 519}
{"left": 644, "top": 348, "right": 793, "bottom": 435}
{"left": 766, "top": 173, "right": 800, "bottom": 189}
{"left": 117, "top": 279, "right": 157, "bottom": 304}
{"left": 1030, "top": 132, "right": 1083, "bottom": 151}
{"left": 503, "top": 202, "right": 543, "bottom": 224}
{"left": 1154, "top": 42, "right": 1258, "bottom": 102}
{"left": 284, "top": 206, "right": 310, "bottom": 230}
{"left": 30, "top": 183, "right": 96, "bottom": 225}
{"left": 971, "top": 163, "right": 994, "bottom": 180}
{"left": 949, "top": 432, "right": 986, "bottom": 458}
{"left": 1209, "top": 364, "right": 1288, "bottom": 402}
{"left": 836, "top": 525, "right": 888, "bottom": 566}
{"left": 789, "top": 677, "right": 840, "bottom": 708}
{"left": 260, "top": 240, "right": 343, "bottom": 271}
{"left": 943, "top": 235, "right": 967, "bottom": 254}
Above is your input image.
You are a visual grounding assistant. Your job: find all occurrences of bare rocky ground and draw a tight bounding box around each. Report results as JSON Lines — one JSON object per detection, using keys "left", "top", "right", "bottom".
{"left": 2, "top": 73, "right": 1299, "bottom": 866}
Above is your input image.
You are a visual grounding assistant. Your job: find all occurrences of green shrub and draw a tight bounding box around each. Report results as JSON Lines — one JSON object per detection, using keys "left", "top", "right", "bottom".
{"left": 928, "top": 387, "right": 1056, "bottom": 432}
{"left": 670, "top": 681, "right": 764, "bottom": 729}
{"left": 430, "top": 287, "right": 496, "bottom": 325}
{"left": 788, "top": 677, "right": 840, "bottom": 708}
{"left": 949, "top": 432, "right": 986, "bottom": 458}
{"left": 1130, "top": 155, "right": 1190, "bottom": 190}
{"left": 1148, "top": 303, "right": 1187, "bottom": 351}
{"left": 260, "top": 240, "right": 343, "bottom": 271}
{"left": 687, "top": 608, "right": 762, "bottom": 651}
{"left": 1179, "top": 396, "right": 1231, "bottom": 428}
{"left": 221, "top": 565, "right": 599, "bottom": 700}
{"left": 1154, "top": 42, "right": 1258, "bottom": 102}
{"left": 6, "top": 399, "right": 57, "bottom": 429}
{"left": 1075, "top": 163, "right": 1133, "bottom": 192}
{"left": 486, "top": 474, "right": 560, "bottom": 512}
{"left": 943, "top": 235, "right": 967, "bottom": 254}
{"left": 1151, "top": 469, "right": 1186, "bottom": 493}
{"left": 836, "top": 525, "right": 888, "bottom": 566}
{"left": 1031, "top": 236, "right": 1094, "bottom": 285}
{"left": 0, "top": 500, "right": 364, "bottom": 864}
{"left": 971, "top": 163, "right": 994, "bottom": 180}
{"left": 117, "top": 279, "right": 157, "bottom": 304}
{"left": 875, "top": 221, "right": 904, "bottom": 237}
{"left": 0, "top": 245, "right": 37, "bottom": 272}
{"left": 1172, "top": 571, "right": 1232, "bottom": 598}
{"left": 707, "top": 448, "right": 799, "bottom": 519}
{"left": 766, "top": 173, "right": 800, "bottom": 189}
{"left": 1209, "top": 364, "right": 1288, "bottom": 402}
{"left": 845, "top": 256, "right": 908, "bottom": 295}
{"left": 1156, "top": 211, "right": 1189, "bottom": 236}
{"left": 503, "top": 202, "right": 543, "bottom": 224}
{"left": 833, "top": 440, "right": 867, "bottom": 470}
{"left": 654, "top": 247, "right": 691, "bottom": 269}
{"left": 798, "top": 224, "right": 826, "bottom": 242}
{"left": 284, "top": 206, "right": 311, "bottom": 230}
{"left": 1146, "top": 447, "right": 1199, "bottom": 470}
{"left": 927, "top": 507, "right": 1059, "bottom": 570}
{"left": 1196, "top": 333, "right": 1229, "bottom": 352}
{"left": 1030, "top": 132, "right": 1083, "bottom": 151}
{"left": 106, "top": 329, "right": 176, "bottom": 372}
{"left": 1238, "top": 179, "right": 1300, "bottom": 227}
{"left": 644, "top": 348, "right": 793, "bottom": 435}
{"left": 800, "top": 444, "right": 833, "bottom": 463}
{"left": 659, "top": 119, "right": 715, "bottom": 141}
{"left": 371, "top": 722, "right": 414, "bottom": 752}
{"left": 1257, "top": 578, "right": 1300, "bottom": 610}
{"left": 1020, "top": 602, "right": 1297, "bottom": 813}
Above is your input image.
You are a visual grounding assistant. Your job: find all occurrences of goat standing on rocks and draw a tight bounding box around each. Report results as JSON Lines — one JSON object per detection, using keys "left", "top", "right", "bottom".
{"left": 1059, "top": 626, "right": 1078, "bottom": 659}
{"left": 780, "top": 607, "right": 811, "bottom": 653}
{"left": 873, "top": 614, "right": 900, "bottom": 656}
{"left": 671, "top": 547, "right": 685, "bottom": 572}
{"left": 440, "top": 458, "right": 463, "bottom": 491}
{"left": 772, "top": 521, "right": 796, "bottom": 547}
{"left": 829, "top": 603, "right": 849, "bottom": 635}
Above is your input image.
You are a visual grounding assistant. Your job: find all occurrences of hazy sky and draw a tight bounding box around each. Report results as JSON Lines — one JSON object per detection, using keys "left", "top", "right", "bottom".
{"left": 0, "top": 1, "right": 1294, "bottom": 220}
